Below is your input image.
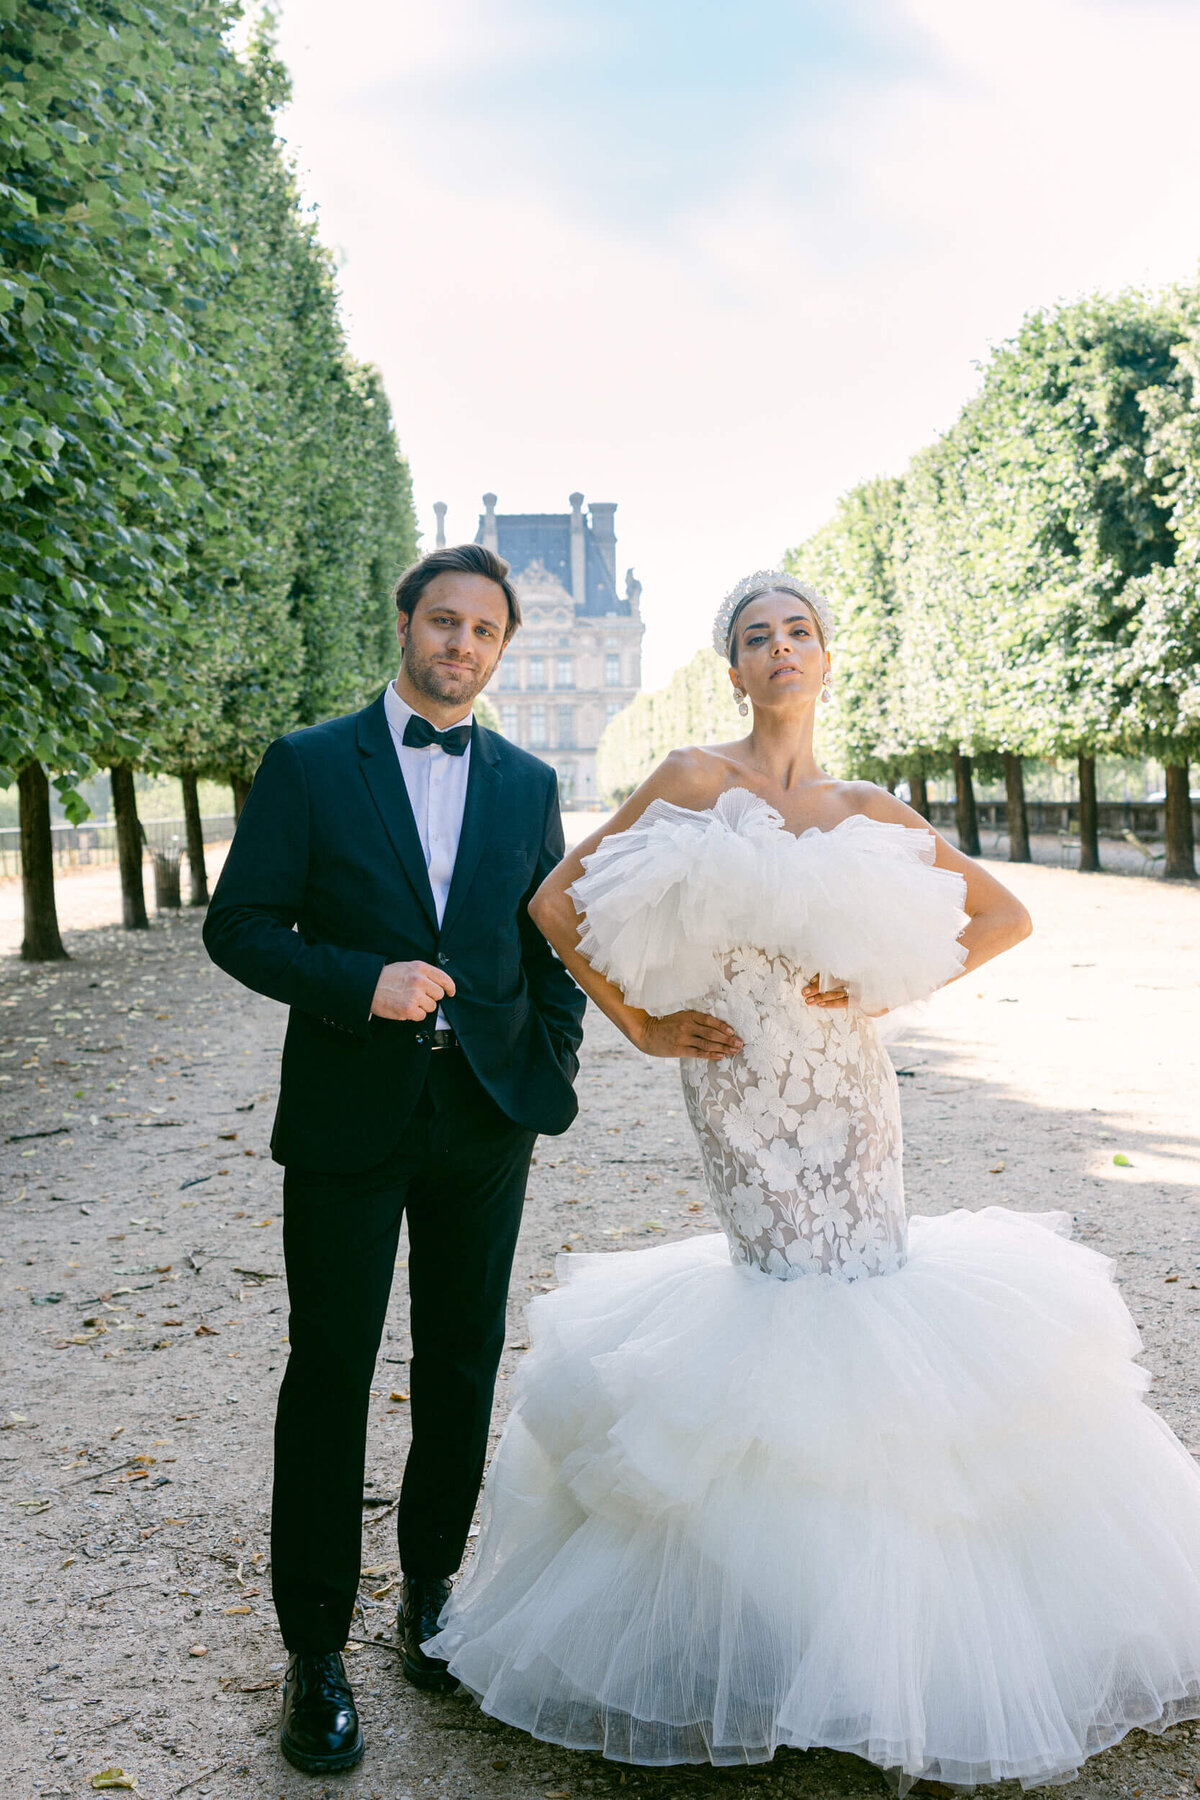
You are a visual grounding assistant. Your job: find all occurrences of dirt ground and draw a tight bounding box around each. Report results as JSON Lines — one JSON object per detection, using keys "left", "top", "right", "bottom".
{"left": 2, "top": 856, "right": 1199, "bottom": 1800}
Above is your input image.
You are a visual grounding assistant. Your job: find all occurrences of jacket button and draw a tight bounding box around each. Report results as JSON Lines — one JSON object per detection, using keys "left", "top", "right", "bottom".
{"left": 437, "top": 952, "right": 448, "bottom": 967}
{"left": 414, "top": 1033, "right": 426, "bottom": 1047}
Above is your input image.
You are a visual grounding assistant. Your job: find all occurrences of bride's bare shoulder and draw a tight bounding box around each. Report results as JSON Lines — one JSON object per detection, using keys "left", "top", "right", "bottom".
{"left": 648, "top": 745, "right": 747, "bottom": 811}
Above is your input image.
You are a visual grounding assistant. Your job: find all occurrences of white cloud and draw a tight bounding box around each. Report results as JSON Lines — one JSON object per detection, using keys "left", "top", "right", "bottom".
{"left": 270, "top": 0, "right": 1200, "bottom": 683}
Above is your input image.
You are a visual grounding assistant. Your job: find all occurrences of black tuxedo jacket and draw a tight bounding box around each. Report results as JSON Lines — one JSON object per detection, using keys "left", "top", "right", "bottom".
{"left": 203, "top": 690, "right": 587, "bottom": 1172}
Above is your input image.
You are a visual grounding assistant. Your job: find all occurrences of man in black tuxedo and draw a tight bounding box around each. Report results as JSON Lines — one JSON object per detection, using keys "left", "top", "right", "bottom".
{"left": 203, "top": 543, "right": 586, "bottom": 1775}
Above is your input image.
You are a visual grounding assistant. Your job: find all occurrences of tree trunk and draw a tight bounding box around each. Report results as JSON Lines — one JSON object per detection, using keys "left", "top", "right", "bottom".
{"left": 180, "top": 770, "right": 209, "bottom": 905}
{"left": 110, "top": 762, "right": 149, "bottom": 929}
{"left": 908, "top": 769, "right": 929, "bottom": 820}
{"left": 18, "top": 761, "right": 68, "bottom": 962}
{"left": 952, "top": 748, "right": 981, "bottom": 857}
{"left": 1164, "top": 762, "right": 1197, "bottom": 880}
{"left": 231, "top": 774, "right": 251, "bottom": 819}
{"left": 1003, "top": 752, "right": 1031, "bottom": 863}
{"left": 1077, "top": 753, "right": 1100, "bottom": 873}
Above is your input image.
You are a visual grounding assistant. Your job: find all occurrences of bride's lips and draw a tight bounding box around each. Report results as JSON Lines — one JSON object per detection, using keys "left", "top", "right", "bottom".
{"left": 769, "top": 664, "right": 799, "bottom": 679}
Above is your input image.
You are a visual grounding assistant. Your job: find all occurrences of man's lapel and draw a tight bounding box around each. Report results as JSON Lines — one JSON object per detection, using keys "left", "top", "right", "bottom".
{"left": 441, "top": 723, "right": 502, "bottom": 936}
{"left": 355, "top": 690, "right": 439, "bottom": 931}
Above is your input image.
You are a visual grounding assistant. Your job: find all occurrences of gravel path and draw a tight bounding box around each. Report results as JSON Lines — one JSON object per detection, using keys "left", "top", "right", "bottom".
{"left": 1, "top": 864, "right": 1198, "bottom": 1800}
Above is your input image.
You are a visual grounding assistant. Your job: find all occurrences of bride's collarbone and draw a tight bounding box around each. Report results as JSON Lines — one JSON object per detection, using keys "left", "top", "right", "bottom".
{"left": 692, "top": 761, "right": 867, "bottom": 836}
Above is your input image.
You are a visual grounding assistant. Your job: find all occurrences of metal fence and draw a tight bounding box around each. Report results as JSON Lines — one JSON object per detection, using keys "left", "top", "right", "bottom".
{"left": 926, "top": 798, "right": 1194, "bottom": 839}
{"left": 0, "top": 814, "right": 236, "bottom": 880}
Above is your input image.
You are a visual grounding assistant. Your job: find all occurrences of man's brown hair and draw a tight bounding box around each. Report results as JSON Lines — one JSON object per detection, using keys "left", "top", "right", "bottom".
{"left": 393, "top": 543, "right": 522, "bottom": 642}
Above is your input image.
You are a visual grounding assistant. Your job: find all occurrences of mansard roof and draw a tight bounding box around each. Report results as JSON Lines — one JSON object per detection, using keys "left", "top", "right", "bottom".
{"left": 475, "top": 508, "right": 629, "bottom": 617}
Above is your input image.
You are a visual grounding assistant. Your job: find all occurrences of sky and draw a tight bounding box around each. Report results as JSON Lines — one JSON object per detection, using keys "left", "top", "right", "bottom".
{"left": 265, "top": 0, "right": 1200, "bottom": 686}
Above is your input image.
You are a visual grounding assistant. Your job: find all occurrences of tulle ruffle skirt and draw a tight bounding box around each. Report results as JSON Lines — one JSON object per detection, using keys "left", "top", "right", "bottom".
{"left": 427, "top": 1209, "right": 1200, "bottom": 1788}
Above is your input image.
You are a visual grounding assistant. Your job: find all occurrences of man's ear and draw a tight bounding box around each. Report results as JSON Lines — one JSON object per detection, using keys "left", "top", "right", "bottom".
{"left": 396, "top": 610, "right": 409, "bottom": 652}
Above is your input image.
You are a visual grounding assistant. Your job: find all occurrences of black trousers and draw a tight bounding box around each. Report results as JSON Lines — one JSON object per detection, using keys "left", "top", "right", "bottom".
{"left": 271, "top": 1045, "right": 537, "bottom": 1653}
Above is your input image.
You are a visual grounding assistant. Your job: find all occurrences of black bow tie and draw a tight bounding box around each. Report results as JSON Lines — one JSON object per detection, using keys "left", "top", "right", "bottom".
{"left": 402, "top": 714, "right": 471, "bottom": 756}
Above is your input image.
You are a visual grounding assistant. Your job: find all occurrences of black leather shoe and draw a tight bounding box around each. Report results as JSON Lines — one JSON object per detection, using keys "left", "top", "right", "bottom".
{"left": 279, "top": 1650, "right": 365, "bottom": 1773}
{"left": 399, "top": 1573, "right": 457, "bottom": 1692}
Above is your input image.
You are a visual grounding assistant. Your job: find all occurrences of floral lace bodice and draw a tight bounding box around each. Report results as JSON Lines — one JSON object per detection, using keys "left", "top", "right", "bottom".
{"left": 682, "top": 948, "right": 906, "bottom": 1281}
{"left": 569, "top": 789, "right": 967, "bottom": 1285}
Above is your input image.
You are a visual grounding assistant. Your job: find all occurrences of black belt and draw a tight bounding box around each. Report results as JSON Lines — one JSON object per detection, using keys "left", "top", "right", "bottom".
{"left": 416, "top": 1027, "right": 457, "bottom": 1051}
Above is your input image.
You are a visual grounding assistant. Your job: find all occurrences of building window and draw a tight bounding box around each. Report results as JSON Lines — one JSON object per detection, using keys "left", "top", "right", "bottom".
{"left": 528, "top": 656, "right": 545, "bottom": 690}
{"left": 556, "top": 656, "right": 573, "bottom": 689}
{"left": 529, "top": 705, "right": 547, "bottom": 747}
{"left": 499, "top": 705, "right": 518, "bottom": 740}
{"left": 497, "top": 660, "right": 518, "bottom": 691}
{"left": 605, "top": 700, "right": 624, "bottom": 725}
{"left": 605, "top": 653, "right": 621, "bottom": 687}
{"left": 557, "top": 705, "right": 574, "bottom": 748}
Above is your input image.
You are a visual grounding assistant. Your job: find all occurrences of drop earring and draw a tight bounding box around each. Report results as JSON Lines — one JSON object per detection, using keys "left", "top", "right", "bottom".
{"left": 820, "top": 674, "right": 833, "bottom": 704}
{"left": 737, "top": 694, "right": 749, "bottom": 717}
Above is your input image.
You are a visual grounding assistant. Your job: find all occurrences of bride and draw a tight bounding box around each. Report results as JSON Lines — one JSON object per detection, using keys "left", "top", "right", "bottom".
{"left": 426, "top": 571, "right": 1200, "bottom": 1789}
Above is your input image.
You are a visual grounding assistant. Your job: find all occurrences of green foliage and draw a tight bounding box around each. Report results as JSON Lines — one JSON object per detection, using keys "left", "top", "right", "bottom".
{"left": 0, "top": 0, "right": 418, "bottom": 807}
{"left": 607, "top": 287, "right": 1199, "bottom": 799}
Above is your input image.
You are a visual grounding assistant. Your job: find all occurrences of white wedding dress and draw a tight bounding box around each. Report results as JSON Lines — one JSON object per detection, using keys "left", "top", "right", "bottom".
{"left": 427, "top": 790, "right": 1200, "bottom": 1789}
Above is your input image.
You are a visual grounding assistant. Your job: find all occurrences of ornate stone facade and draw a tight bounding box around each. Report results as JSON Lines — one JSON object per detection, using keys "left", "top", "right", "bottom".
{"left": 448, "top": 491, "right": 644, "bottom": 807}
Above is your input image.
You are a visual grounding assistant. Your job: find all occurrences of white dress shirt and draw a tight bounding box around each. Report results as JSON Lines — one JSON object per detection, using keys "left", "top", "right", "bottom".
{"left": 383, "top": 678, "right": 473, "bottom": 1028}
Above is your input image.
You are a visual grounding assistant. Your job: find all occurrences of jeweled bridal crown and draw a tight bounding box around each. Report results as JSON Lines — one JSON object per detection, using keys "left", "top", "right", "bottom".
{"left": 712, "top": 570, "right": 835, "bottom": 659}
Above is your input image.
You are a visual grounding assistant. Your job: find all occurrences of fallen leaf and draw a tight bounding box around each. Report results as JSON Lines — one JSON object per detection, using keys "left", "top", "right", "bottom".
{"left": 389, "top": 1391, "right": 409, "bottom": 1403}
{"left": 224, "top": 1605, "right": 252, "bottom": 1615}
{"left": 90, "top": 1772, "right": 138, "bottom": 1791}
{"left": 1113, "top": 1152, "right": 1132, "bottom": 1167}
{"left": 988, "top": 1161, "right": 1006, "bottom": 1174}
{"left": 1166, "top": 1275, "right": 1180, "bottom": 1284}
{"left": 194, "top": 1324, "right": 219, "bottom": 1337}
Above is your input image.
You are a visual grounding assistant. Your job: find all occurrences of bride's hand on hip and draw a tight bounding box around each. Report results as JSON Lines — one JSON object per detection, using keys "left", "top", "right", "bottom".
{"left": 801, "top": 977, "right": 888, "bottom": 1018}
{"left": 803, "top": 976, "right": 850, "bottom": 1010}
{"left": 631, "top": 1011, "right": 743, "bottom": 1060}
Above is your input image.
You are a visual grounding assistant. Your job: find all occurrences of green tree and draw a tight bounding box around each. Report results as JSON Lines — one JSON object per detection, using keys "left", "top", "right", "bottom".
{"left": 0, "top": 0, "right": 216, "bottom": 952}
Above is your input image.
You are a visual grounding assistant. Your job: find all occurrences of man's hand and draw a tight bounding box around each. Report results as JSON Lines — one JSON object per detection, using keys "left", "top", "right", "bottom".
{"left": 370, "top": 961, "right": 456, "bottom": 1022}
{"left": 631, "top": 1010, "right": 743, "bottom": 1060}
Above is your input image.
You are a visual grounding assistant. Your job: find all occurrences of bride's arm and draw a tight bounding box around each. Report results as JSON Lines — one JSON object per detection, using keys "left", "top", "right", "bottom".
{"left": 858, "top": 786, "right": 1033, "bottom": 980}
{"left": 528, "top": 751, "right": 744, "bottom": 1061}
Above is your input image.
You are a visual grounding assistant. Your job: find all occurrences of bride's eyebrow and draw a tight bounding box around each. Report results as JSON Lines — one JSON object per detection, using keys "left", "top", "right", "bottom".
{"left": 743, "top": 613, "right": 811, "bottom": 636}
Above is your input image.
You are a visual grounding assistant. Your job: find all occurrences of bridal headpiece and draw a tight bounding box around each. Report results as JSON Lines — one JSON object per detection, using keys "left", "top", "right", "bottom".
{"left": 712, "top": 570, "right": 835, "bottom": 660}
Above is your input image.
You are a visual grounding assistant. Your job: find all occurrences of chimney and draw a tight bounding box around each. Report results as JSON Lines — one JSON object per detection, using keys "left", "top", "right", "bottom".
{"left": 433, "top": 501, "right": 447, "bottom": 549}
{"left": 588, "top": 502, "right": 617, "bottom": 590}
{"left": 481, "top": 493, "right": 499, "bottom": 553}
{"left": 569, "top": 491, "right": 586, "bottom": 605}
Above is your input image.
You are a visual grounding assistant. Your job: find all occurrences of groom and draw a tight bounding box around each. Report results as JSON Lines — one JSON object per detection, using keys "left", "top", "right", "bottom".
{"left": 203, "top": 543, "right": 586, "bottom": 1775}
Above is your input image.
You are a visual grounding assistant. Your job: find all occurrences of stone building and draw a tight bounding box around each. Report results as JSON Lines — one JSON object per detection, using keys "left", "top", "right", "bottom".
{"left": 434, "top": 492, "right": 644, "bottom": 808}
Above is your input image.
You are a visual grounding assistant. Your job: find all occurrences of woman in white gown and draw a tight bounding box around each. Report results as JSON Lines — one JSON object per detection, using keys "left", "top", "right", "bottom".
{"left": 426, "top": 571, "right": 1200, "bottom": 1790}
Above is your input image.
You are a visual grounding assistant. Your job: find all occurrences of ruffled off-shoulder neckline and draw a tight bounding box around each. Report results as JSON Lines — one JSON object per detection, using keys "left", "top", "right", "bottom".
{"left": 638, "top": 785, "right": 938, "bottom": 855}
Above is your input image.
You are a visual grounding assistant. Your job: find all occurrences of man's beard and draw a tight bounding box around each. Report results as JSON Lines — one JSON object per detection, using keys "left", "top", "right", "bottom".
{"left": 402, "top": 642, "right": 499, "bottom": 709}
